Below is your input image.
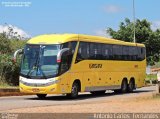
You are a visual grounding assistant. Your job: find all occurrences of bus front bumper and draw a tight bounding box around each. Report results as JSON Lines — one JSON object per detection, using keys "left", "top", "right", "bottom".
{"left": 19, "top": 76, "right": 61, "bottom": 94}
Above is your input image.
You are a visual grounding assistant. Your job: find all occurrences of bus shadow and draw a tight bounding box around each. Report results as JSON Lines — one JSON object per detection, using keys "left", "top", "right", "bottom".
{"left": 26, "top": 89, "right": 154, "bottom": 101}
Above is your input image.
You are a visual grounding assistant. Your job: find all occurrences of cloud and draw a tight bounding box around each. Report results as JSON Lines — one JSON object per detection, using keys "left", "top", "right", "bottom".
{"left": 94, "top": 29, "right": 111, "bottom": 38}
{"left": 0, "top": 24, "right": 30, "bottom": 39}
{"left": 151, "top": 21, "right": 160, "bottom": 31}
{"left": 103, "top": 5, "right": 123, "bottom": 13}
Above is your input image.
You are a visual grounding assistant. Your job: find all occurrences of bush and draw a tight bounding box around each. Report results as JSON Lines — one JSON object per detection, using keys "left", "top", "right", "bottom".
{"left": 0, "top": 29, "right": 27, "bottom": 86}
{"left": 0, "top": 54, "right": 21, "bottom": 86}
{"left": 0, "top": 33, "right": 12, "bottom": 54}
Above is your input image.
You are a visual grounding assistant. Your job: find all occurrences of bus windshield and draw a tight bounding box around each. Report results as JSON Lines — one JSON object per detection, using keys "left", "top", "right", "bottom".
{"left": 20, "top": 44, "right": 61, "bottom": 79}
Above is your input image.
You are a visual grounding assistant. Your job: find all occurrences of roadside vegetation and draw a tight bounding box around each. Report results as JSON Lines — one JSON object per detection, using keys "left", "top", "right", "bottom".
{"left": 145, "top": 74, "right": 157, "bottom": 85}
{"left": 0, "top": 26, "right": 27, "bottom": 87}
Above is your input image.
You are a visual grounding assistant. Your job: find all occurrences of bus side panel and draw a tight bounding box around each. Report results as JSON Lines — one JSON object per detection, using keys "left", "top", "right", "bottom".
{"left": 58, "top": 72, "right": 71, "bottom": 94}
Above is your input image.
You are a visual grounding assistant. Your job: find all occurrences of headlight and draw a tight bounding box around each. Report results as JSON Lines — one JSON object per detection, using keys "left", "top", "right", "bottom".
{"left": 20, "top": 79, "right": 59, "bottom": 87}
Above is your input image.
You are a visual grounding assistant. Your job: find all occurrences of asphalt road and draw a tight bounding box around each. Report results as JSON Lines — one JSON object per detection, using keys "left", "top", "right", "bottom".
{"left": 0, "top": 86, "right": 155, "bottom": 112}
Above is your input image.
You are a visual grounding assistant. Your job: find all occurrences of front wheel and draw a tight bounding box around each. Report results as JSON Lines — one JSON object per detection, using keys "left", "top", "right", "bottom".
{"left": 67, "top": 82, "right": 79, "bottom": 99}
{"left": 36, "top": 94, "right": 47, "bottom": 99}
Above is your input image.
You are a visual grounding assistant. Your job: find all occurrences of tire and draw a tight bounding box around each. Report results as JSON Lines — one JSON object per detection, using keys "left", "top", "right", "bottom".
{"left": 114, "top": 79, "right": 128, "bottom": 94}
{"left": 128, "top": 80, "right": 135, "bottom": 92}
{"left": 36, "top": 94, "right": 47, "bottom": 99}
{"left": 90, "top": 90, "right": 106, "bottom": 95}
{"left": 121, "top": 79, "right": 128, "bottom": 93}
{"left": 67, "top": 82, "right": 79, "bottom": 99}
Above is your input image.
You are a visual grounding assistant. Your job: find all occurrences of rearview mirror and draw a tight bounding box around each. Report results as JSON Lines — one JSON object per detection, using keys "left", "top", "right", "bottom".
{"left": 57, "top": 48, "right": 70, "bottom": 63}
{"left": 13, "top": 49, "right": 24, "bottom": 62}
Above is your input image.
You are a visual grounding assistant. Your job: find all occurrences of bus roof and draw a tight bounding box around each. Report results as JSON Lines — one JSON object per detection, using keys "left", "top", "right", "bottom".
{"left": 27, "top": 34, "right": 145, "bottom": 47}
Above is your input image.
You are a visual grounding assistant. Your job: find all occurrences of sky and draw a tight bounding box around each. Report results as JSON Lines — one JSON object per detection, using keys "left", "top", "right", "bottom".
{"left": 0, "top": 0, "right": 160, "bottom": 38}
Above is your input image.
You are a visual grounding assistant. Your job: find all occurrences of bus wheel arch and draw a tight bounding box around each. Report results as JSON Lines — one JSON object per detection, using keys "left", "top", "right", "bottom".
{"left": 114, "top": 78, "right": 128, "bottom": 93}
{"left": 67, "top": 79, "right": 81, "bottom": 99}
{"left": 73, "top": 79, "right": 81, "bottom": 92}
{"left": 128, "top": 77, "right": 135, "bottom": 92}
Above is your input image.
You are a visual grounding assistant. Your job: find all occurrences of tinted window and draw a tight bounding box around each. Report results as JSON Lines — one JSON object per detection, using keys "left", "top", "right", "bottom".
{"left": 89, "top": 43, "right": 103, "bottom": 60}
{"left": 137, "top": 47, "right": 145, "bottom": 61}
{"left": 89, "top": 43, "right": 96, "bottom": 59}
{"left": 113, "top": 45, "right": 122, "bottom": 60}
{"left": 76, "top": 41, "right": 145, "bottom": 62}
{"left": 59, "top": 41, "right": 77, "bottom": 74}
{"left": 122, "top": 46, "right": 129, "bottom": 60}
{"left": 128, "top": 46, "right": 136, "bottom": 61}
{"left": 77, "top": 42, "right": 89, "bottom": 60}
{"left": 102, "top": 44, "right": 112, "bottom": 60}
{"left": 96, "top": 43, "right": 102, "bottom": 60}
{"left": 62, "top": 42, "right": 77, "bottom": 51}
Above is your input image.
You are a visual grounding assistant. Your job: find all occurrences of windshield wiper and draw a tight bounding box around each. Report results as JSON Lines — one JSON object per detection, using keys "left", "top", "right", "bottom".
{"left": 26, "top": 58, "right": 39, "bottom": 78}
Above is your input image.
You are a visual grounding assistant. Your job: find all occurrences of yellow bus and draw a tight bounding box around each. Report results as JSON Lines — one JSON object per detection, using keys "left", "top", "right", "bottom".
{"left": 14, "top": 34, "right": 146, "bottom": 99}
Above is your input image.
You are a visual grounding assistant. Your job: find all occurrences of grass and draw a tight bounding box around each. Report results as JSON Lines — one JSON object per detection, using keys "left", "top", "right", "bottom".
{"left": 146, "top": 74, "right": 157, "bottom": 80}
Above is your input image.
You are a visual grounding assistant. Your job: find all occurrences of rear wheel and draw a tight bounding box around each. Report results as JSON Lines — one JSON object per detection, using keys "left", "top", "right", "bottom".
{"left": 128, "top": 79, "right": 135, "bottom": 92}
{"left": 36, "top": 94, "right": 47, "bottom": 99}
{"left": 67, "top": 82, "right": 79, "bottom": 99}
{"left": 90, "top": 90, "right": 106, "bottom": 95}
{"left": 114, "top": 79, "right": 128, "bottom": 93}
{"left": 121, "top": 79, "right": 128, "bottom": 93}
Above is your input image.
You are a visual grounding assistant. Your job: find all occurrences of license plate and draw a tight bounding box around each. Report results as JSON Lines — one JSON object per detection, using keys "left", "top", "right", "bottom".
{"left": 32, "top": 88, "right": 40, "bottom": 92}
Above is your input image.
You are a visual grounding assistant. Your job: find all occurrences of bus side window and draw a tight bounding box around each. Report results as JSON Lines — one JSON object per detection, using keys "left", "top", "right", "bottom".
{"left": 102, "top": 44, "right": 106, "bottom": 60}
{"left": 113, "top": 45, "right": 122, "bottom": 60}
{"left": 96, "top": 43, "right": 102, "bottom": 60}
{"left": 132, "top": 47, "right": 138, "bottom": 61}
{"left": 89, "top": 43, "right": 96, "bottom": 59}
{"left": 60, "top": 52, "right": 69, "bottom": 74}
{"left": 122, "top": 46, "right": 129, "bottom": 60}
{"left": 88, "top": 43, "right": 102, "bottom": 60}
{"left": 76, "top": 42, "right": 89, "bottom": 63}
{"left": 128, "top": 46, "right": 137, "bottom": 61}
{"left": 102, "top": 44, "right": 112, "bottom": 60}
{"left": 60, "top": 41, "right": 77, "bottom": 74}
{"left": 137, "top": 47, "right": 145, "bottom": 61}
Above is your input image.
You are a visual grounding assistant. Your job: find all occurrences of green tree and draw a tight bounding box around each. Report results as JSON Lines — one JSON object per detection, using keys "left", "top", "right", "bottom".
{"left": 0, "top": 33, "right": 12, "bottom": 54}
{"left": 107, "top": 18, "right": 160, "bottom": 65}
{"left": 0, "top": 25, "right": 28, "bottom": 86}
